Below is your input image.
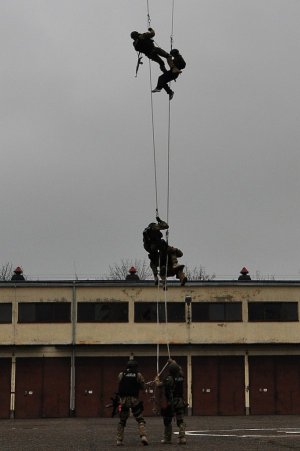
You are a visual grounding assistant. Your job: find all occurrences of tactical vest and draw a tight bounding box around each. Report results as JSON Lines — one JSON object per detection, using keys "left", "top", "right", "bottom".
{"left": 173, "top": 374, "right": 184, "bottom": 397}
{"left": 143, "top": 226, "right": 163, "bottom": 252}
{"left": 118, "top": 370, "right": 140, "bottom": 397}
{"left": 133, "top": 37, "right": 154, "bottom": 55}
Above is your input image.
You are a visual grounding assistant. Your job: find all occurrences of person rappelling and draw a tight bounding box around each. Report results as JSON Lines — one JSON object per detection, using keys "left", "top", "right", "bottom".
{"left": 152, "top": 48, "right": 186, "bottom": 100}
{"left": 143, "top": 216, "right": 169, "bottom": 285}
{"left": 143, "top": 217, "right": 187, "bottom": 286}
{"left": 131, "top": 28, "right": 181, "bottom": 76}
{"left": 159, "top": 244, "right": 187, "bottom": 287}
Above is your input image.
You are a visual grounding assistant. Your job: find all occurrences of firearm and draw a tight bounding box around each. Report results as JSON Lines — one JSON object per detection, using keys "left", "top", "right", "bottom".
{"left": 105, "top": 393, "right": 121, "bottom": 417}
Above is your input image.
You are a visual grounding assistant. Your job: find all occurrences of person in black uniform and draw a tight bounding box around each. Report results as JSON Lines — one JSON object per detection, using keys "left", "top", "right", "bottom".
{"left": 131, "top": 28, "right": 179, "bottom": 74}
{"left": 156, "top": 360, "right": 187, "bottom": 445}
{"left": 116, "top": 358, "right": 148, "bottom": 446}
{"left": 152, "top": 48, "right": 186, "bottom": 100}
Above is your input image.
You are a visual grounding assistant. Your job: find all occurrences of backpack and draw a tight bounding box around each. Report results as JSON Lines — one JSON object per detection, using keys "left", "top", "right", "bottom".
{"left": 174, "top": 54, "right": 186, "bottom": 70}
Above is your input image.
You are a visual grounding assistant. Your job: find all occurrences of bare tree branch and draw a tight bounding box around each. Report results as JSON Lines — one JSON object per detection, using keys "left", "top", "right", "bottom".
{"left": 107, "top": 259, "right": 152, "bottom": 280}
{"left": 0, "top": 262, "right": 13, "bottom": 281}
{"left": 185, "top": 265, "right": 215, "bottom": 281}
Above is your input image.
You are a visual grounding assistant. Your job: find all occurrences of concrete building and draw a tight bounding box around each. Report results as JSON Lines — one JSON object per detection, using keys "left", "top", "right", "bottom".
{"left": 0, "top": 279, "right": 300, "bottom": 418}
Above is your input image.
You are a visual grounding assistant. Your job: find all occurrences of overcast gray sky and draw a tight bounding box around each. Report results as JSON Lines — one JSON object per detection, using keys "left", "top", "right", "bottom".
{"left": 1, "top": 0, "right": 300, "bottom": 279}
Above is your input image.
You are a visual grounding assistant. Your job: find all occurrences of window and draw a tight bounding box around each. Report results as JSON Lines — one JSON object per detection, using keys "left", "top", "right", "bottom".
{"left": 18, "top": 303, "right": 71, "bottom": 323}
{"left": 77, "top": 302, "right": 128, "bottom": 322}
{"left": 248, "top": 302, "right": 298, "bottom": 321}
{"left": 192, "top": 302, "right": 242, "bottom": 322}
{"left": 134, "top": 302, "right": 185, "bottom": 322}
{"left": 0, "top": 303, "right": 12, "bottom": 323}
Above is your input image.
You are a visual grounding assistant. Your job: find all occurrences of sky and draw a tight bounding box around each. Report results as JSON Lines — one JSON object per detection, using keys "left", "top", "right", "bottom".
{"left": 1, "top": 0, "right": 300, "bottom": 280}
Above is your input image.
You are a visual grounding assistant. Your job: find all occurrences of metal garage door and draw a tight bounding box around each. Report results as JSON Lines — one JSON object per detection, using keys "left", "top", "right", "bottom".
{"left": 249, "top": 356, "right": 300, "bottom": 414}
{"left": 0, "top": 359, "right": 11, "bottom": 418}
{"left": 15, "top": 358, "right": 70, "bottom": 418}
{"left": 192, "top": 356, "right": 245, "bottom": 415}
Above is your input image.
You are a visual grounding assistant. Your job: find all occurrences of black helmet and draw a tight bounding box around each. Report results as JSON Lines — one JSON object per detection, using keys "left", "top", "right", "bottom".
{"left": 131, "top": 31, "right": 139, "bottom": 40}
{"left": 170, "top": 48, "right": 179, "bottom": 56}
{"left": 127, "top": 359, "right": 138, "bottom": 369}
{"left": 168, "top": 360, "right": 180, "bottom": 375}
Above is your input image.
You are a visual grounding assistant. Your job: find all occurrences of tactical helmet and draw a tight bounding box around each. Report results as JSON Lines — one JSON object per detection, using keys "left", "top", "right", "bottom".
{"left": 131, "top": 31, "right": 139, "bottom": 40}
{"left": 170, "top": 48, "right": 179, "bottom": 56}
{"left": 127, "top": 358, "right": 138, "bottom": 369}
{"left": 168, "top": 360, "right": 180, "bottom": 375}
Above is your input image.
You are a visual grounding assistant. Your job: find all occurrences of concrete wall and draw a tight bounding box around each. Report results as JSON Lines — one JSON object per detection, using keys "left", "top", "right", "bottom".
{"left": 0, "top": 281, "right": 300, "bottom": 345}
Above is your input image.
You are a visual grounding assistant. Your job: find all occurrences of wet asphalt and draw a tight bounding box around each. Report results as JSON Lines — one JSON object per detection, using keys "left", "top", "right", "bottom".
{"left": 1, "top": 415, "right": 300, "bottom": 450}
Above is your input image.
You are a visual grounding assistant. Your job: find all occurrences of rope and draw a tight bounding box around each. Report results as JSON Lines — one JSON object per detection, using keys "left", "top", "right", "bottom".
{"left": 164, "top": 0, "right": 174, "bottom": 289}
{"left": 170, "top": 0, "right": 175, "bottom": 51}
{"left": 146, "top": 1, "right": 159, "bottom": 217}
{"left": 145, "top": 0, "right": 174, "bottom": 374}
{"left": 148, "top": 61, "right": 159, "bottom": 216}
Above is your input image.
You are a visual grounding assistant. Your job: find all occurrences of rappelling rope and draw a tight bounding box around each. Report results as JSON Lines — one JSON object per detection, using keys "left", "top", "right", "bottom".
{"left": 146, "top": 1, "right": 159, "bottom": 217}
{"left": 163, "top": 0, "right": 175, "bottom": 329}
{"left": 146, "top": 1, "right": 164, "bottom": 372}
{"left": 145, "top": 0, "right": 177, "bottom": 374}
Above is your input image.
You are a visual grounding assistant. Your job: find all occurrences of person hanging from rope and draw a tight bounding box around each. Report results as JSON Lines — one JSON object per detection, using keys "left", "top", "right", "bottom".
{"left": 131, "top": 28, "right": 180, "bottom": 75}
{"left": 143, "top": 217, "right": 187, "bottom": 286}
{"left": 152, "top": 48, "right": 186, "bottom": 100}
{"left": 143, "top": 216, "right": 169, "bottom": 285}
{"left": 159, "top": 243, "right": 187, "bottom": 287}
{"left": 155, "top": 359, "right": 187, "bottom": 445}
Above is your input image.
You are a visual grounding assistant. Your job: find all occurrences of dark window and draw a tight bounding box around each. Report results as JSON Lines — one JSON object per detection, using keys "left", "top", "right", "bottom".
{"left": 0, "top": 303, "right": 12, "bottom": 323}
{"left": 134, "top": 302, "right": 185, "bottom": 322}
{"left": 77, "top": 302, "right": 128, "bottom": 322}
{"left": 192, "top": 302, "right": 242, "bottom": 322}
{"left": 18, "top": 303, "right": 71, "bottom": 323}
{"left": 248, "top": 302, "right": 298, "bottom": 321}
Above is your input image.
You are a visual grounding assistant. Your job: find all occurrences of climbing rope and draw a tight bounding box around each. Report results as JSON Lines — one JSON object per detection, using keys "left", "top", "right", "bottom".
{"left": 146, "top": 1, "right": 159, "bottom": 217}
{"left": 144, "top": 1, "right": 176, "bottom": 375}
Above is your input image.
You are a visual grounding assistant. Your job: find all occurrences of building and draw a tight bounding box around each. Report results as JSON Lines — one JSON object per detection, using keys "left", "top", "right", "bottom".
{"left": 0, "top": 278, "right": 300, "bottom": 418}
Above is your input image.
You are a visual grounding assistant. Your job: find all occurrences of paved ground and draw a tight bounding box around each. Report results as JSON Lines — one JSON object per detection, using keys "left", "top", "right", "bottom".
{"left": 1, "top": 416, "right": 300, "bottom": 450}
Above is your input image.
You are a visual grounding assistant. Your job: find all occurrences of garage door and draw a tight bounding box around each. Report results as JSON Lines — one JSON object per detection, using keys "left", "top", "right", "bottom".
{"left": 15, "top": 358, "right": 70, "bottom": 418}
{"left": 0, "top": 359, "right": 11, "bottom": 418}
{"left": 192, "top": 356, "right": 245, "bottom": 415}
{"left": 249, "top": 356, "right": 300, "bottom": 414}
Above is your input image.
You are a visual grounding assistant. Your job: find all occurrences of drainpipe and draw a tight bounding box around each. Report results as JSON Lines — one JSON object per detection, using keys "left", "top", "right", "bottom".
{"left": 10, "top": 285, "right": 17, "bottom": 418}
{"left": 244, "top": 352, "right": 250, "bottom": 415}
{"left": 185, "top": 296, "right": 192, "bottom": 415}
{"left": 70, "top": 281, "right": 77, "bottom": 416}
{"left": 10, "top": 355, "right": 16, "bottom": 419}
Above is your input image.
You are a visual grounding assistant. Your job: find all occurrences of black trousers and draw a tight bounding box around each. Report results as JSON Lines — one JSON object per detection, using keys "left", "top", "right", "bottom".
{"left": 155, "top": 71, "right": 178, "bottom": 94}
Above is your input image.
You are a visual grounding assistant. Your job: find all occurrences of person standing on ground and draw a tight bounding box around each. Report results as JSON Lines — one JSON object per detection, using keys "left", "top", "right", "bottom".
{"left": 116, "top": 358, "right": 149, "bottom": 446}
{"left": 155, "top": 359, "right": 187, "bottom": 445}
